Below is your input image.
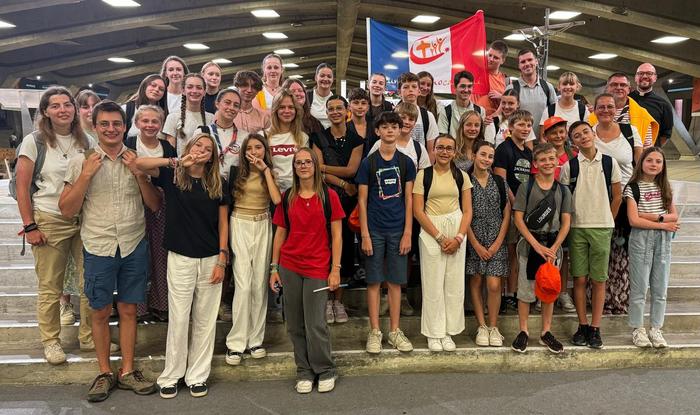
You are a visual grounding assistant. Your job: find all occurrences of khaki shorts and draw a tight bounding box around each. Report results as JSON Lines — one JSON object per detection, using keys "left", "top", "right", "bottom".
{"left": 568, "top": 228, "right": 613, "bottom": 282}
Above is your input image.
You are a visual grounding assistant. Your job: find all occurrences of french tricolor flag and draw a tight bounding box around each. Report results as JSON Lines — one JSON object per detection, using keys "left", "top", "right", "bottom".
{"left": 367, "top": 11, "right": 489, "bottom": 95}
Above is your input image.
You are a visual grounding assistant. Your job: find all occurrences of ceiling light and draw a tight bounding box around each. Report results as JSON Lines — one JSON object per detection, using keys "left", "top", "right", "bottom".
{"left": 88, "top": 84, "right": 93, "bottom": 88}
{"left": 589, "top": 53, "right": 617, "bottom": 60}
{"left": 274, "top": 49, "right": 294, "bottom": 55}
{"left": 102, "top": 0, "right": 140, "bottom": 7}
{"left": 546, "top": 65, "right": 560, "bottom": 71}
{"left": 651, "top": 36, "right": 689, "bottom": 44}
{"left": 391, "top": 51, "right": 409, "bottom": 59}
{"left": 150, "top": 24, "right": 178, "bottom": 31}
{"left": 263, "top": 32, "right": 287, "bottom": 39}
{"left": 288, "top": 75, "right": 303, "bottom": 79}
{"left": 251, "top": 9, "right": 279, "bottom": 18}
{"left": 0, "top": 20, "right": 16, "bottom": 29}
{"left": 212, "top": 58, "right": 232, "bottom": 64}
{"left": 184, "top": 43, "right": 209, "bottom": 50}
{"left": 108, "top": 57, "right": 134, "bottom": 63}
{"left": 668, "top": 78, "right": 674, "bottom": 84}
{"left": 36, "top": 76, "right": 42, "bottom": 80}
{"left": 384, "top": 64, "right": 398, "bottom": 70}
{"left": 504, "top": 33, "right": 532, "bottom": 41}
{"left": 411, "top": 15, "right": 440, "bottom": 24}
{"left": 283, "top": 63, "right": 299, "bottom": 68}
{"left": 548, "top": 11, "right": 581, "bottom": 20}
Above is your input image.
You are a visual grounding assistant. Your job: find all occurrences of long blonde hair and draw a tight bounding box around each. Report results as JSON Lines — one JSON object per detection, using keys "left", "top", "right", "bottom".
{"left": 287, "top": 147, "right": 325, "bottom": 205}
{"left": 455, "top": 110, "right": 484, "bottom": 161}
{"left": 175, "top": 133, "right": 222, "bottom": 199}
{"left": 268, "top": 89, "right": 306, "bottom": 148}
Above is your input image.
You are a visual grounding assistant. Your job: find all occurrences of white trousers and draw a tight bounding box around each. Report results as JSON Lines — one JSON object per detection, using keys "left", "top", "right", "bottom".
{"left": 419, "top": 209, "right": 466, "bottom": 338}
{"left": 157, "top": 252, "right": 222, "bottom": 387}
{"left": 225, "top": 213, "right": 272, "bottom": 352}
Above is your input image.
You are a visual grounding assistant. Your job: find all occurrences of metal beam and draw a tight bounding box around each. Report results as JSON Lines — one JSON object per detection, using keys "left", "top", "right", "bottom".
{"left": 525, "top": 0, "right": 700, "bottom": 41}
{"left": 336, "top": 0, "right": 361, "bottom": 93}
{"left": 0, "top": 0, "right": 335, "bottom": 54}
{"left": 0, "top": 0, "right": 82, "bottom": 14}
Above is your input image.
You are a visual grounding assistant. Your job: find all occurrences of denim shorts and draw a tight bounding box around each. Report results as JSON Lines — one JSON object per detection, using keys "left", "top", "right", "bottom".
{"left": 83, "top": 238, "right": 149, "bottom": 310}
{"left": 363, "top": 230, "right": 408, "bottom": 285}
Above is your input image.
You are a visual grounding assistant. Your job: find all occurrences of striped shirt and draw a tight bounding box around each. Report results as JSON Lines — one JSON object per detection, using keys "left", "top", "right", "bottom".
{"left": 624, "top": 181, "right": 667, "bottom": 215}
{"left": 615, "top": 104, "right": 653, "bottom": 147}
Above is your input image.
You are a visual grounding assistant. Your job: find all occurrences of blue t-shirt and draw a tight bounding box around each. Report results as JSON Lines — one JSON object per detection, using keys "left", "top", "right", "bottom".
{"left": 355, "top": 151, "right": 416, "bottom": 233}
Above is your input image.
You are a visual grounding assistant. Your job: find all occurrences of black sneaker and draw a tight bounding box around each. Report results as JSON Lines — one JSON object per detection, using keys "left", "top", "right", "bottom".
{"left": 511, "top": 331, "right": 529, "bottom": 353}
{"left": 539, "top": 331, "right": 564, "bottom": 354}
{"left": 190, "top": 382, "right": 208, "bottom": 398}
{"left": 588, "top": 326, "right": 603, "bottom": 349}
{"left": 503, "top": 296, "right": 518, "bottom": 311}
{"left": 159, "top": 384, "right": 178, "bottom": 399}
{"left": 571, "top": 324, "right": 590, "bottom": 346}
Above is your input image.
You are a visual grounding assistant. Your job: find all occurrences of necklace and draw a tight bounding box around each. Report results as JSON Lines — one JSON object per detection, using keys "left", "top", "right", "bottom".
{"left": 55, "top": 138, "right": 74, "bottom": 159}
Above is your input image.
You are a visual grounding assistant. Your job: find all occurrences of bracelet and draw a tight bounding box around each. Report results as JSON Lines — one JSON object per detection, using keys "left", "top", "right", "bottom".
{"left": 435, "top": 232, "right": 446, "bottom": 243}
{"left": 219, "top": 248, "right": 229, "bottom": 258}
{"left": 215, "top": 261, "right": 226, "bottom": 268}
{"left": 269, "top": 263, "right": 279, "bottom": 273}
{"left": 23, "top": 223, "right": 38, "bottom": 233}
{"left": 340, "top": 180, "right": 346, "bottom": 189}
{"left": 169, "top": 157, "right": 179, "bottom": 169}
{"left": 332, "top": 264, "right": 342, "bottom": 269}
{"left": 455, "top": 233, "right": 465, "bottom": 244}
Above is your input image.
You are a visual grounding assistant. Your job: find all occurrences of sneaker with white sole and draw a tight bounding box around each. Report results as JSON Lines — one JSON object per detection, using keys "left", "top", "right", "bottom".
{"left": 441, "top": 336, "right": 456, "bottom": 352}
{"left": 333, "top": 301, "right": 348, "bottom": 323}
{"left": 249, "top": 346, "right": 266, "bottom": 359}
{"left": 475, "top": 325, "right": 490, "bottom": 347}
{"left": 427, "top": 337, "right": 443, "bottom": 352}
{"left": 317, "top": 375, "right": 337, "bottom": 393}
{"left": 488, "top": 327, "right": 504, "bottom": 347}
{"left": 295, "top": 379, "right": 313, "bottom": 394}
{"left": 225, "top": 350, "right": 243, "bottom": 365}
{"left": 43, "top": 342, "right": 66, "bottom": 365}
{"left": 366, "top": 329, "right": 383, "bottom": 354}
{"left": 632, "top": 328, "right": 652, "bottom": 348}
{"left": 557, "top": 292, "right": 576, "bottom": 313}
{"left": 60, "top": 303, "right": 76, "bottom": 325}
{"left": 387, "top": 328, "right": 413, "bottom": 352}
{"left": 648, "top": 328, "right": 668, "bottom": 348}
{"left": 189, "top": 383, "right": 208, "bottom": 398}
{"left": 325, "top": 300, "right": 335, "bottom": 324}
{"left": 159, "top": 384, "right": 178, "bottom": 399}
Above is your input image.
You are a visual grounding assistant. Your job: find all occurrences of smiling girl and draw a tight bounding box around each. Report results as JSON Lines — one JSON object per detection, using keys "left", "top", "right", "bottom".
{"left": 160, "top": 56, "right": 189, "bottom": 114}
{"left": 162, "top": 73, "right": 214, "bottom": 155}
{"left": 254, "top": 53, "right": 284, "bottom": 113}
{"left": 539, "top": 72, "right": 589, "bottom": 142}
{"left": 123, "top": 74, "right": 168, "bottom": 137}
{"left": 308, "top": 63, "right": 334, "bottom": 129}
{"left": 268, "top": 89, "right": 309, "bottom": 193}
{"left": 201, "top": 61, "right": 222, "bottom": 114}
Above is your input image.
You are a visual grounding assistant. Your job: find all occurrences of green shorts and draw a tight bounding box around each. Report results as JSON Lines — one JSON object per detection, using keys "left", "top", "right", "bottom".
{"left": 568, "top": 228, "right": 613, "bottom": 282}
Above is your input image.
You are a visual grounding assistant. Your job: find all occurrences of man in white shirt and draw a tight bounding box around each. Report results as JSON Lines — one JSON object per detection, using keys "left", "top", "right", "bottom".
{"left": 438, "top": 70, "right": 485, "bottom": 138}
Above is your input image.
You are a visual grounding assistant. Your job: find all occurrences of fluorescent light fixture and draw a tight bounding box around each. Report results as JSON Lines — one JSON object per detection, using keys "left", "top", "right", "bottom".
{"left": 150, "top": 24, "right": 178, "bottom": 31}
{"left": 0, "top": 20, "right": 16, "bottom": 28}
{"left": 548, "top": 11, "right": 581, "bottom": 20}
{"left": 108, "top": 57, "right": 134, "bottom": 63}
{"left": 251, "top": 9, "right": 279, "bottom": 18}
{"left": 288, "top": 75, "right": 303, "bottom": 79}
{"left": 88, "top": 84, "right": 93, "bottom": 88}
{"left": 384, "top": 64, "right": 398, "bottom": 70}
{"left": 504, "top": 33, "right": 532, "bottom": 41}
{"left": 183, "top": 43, "right": 209, "bottom": 50}
{"left": 651, "top": 36, "right": 689, "bottom": 44}
{"left": 263, "top": 32, "right": 287, "bottom": 39}
{"left": 283, "top": 63, "right": 299, "bottom": 68}
{"left": 102, "top": 0, "right": 140, "bottom": 7}
{"left": 668, "top": 78, "right": 674, "bottom": 84}
{"left": 589, "top": 53, "right": 617, "bottom": 60}
{"left": 391, "top": 51, "right": 409, "bottom": 58}
{"left": 274, "top": 49, "right": 294, "bottom": 55}
{"left": 411, "top": 15, "right": 440, "bottom": 24}
{"left": 546, "top": 65, "right": 560, "bottom": 71}
{"left": 212, "top": 58, "right": 232, "bottom": 64}
{"left": 36, "top": 76, "right": 42, "bottom": 80}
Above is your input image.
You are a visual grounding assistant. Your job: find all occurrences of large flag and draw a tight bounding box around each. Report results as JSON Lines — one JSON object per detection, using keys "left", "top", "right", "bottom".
{"left": 366, "top": 11, "right": 489, "bottom": 95}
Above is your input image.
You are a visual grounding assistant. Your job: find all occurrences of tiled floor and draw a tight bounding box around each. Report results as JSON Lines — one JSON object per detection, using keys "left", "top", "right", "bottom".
{"left": 668, "top": 160, "right": 700, "bottom": 183}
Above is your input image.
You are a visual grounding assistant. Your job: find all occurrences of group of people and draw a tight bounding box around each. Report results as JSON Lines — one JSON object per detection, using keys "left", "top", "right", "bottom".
{"left": 14, "top": 40, "right": 679, "bottom": 403}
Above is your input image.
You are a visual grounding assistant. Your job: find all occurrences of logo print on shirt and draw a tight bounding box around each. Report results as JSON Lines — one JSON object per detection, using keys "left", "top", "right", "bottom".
{"left": 375, "top": 166, "right": 402, "bottom": 200}
{"left": 270, "top": 144, "right": 296, "bottom": 156}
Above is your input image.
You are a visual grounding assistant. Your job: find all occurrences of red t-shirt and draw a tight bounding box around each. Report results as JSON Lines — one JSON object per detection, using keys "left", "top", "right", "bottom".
{"left": 272, "top": 189, "right": 345, "bottom": 279}
{"left": 530, "top": 150, "right": 578, "bottom": 181}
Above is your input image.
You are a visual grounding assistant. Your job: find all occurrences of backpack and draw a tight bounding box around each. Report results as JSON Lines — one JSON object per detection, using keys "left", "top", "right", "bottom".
{"left": 512, "top": 79, "right": 554, "bottom": 108}
{"left": 627, "top": 182, "right": 641, "bottom": 205}
{"left": 568, "top": 154, "right": 614, "bottom": 202}
{"left": 619, "top": 123, "right": 636, "bottom": 167}
{"left": 123, "top": 100, "right": 136, "bottom": 140}
{"left": 547, "top": 101, "right": 586, "bottom": 122}
{"left": 9, "top": 131, "right": 46, "bottom": 201}
{"left": 445, "top": 104, "right": 482, "bottom": 136}
{"left": 281, "top": 185, "right": 332, "bottom": 248}
{"left": 422, "top": 165, "right": 464, "bottom": 211}
{"left": 419, "top": 106, "right": 430, "bottom": 137}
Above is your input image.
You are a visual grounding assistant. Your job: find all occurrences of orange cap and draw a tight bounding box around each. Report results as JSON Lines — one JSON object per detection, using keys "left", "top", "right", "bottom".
{"left": 543, "top": 116, "right": 568, "bottom": 134}
{"left": 535, "top": 261, "right": 561, "bottom": 303}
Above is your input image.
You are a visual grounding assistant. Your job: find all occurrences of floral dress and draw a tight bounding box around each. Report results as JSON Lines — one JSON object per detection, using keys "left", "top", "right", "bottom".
{"left": 466, "top": 173, "right": 508, "bottom": 277}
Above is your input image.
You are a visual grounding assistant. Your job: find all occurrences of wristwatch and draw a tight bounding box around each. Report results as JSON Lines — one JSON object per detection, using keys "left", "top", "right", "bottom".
{"left": 658, "top": 214, "right": 665, "bottom": 223}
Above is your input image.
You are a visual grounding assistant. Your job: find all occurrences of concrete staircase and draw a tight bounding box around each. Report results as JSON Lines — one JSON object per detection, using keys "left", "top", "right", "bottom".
{"left": 1, "top": 180, "right": 699, "bottom": 385}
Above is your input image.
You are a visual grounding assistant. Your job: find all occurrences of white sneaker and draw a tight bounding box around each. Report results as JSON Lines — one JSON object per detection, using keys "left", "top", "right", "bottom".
{"left": 488, "top": 327, "right": 505, "bottom": 347}
{"left": 475, "top": 325, "right": 490, "bottom": 347}
{"left": 441, "top": 336, "right": 456, "bottom": 352}
{"left": 387, "top": 328, "right": 413, "bottom": 352}
{"left": 295, "top": 379, "right": 313, "bottom": 394}
{"left": 249, "top": 346, "right": 267, "bottom": 359}
{"left": 557, "top": 292, "right": 576, "bottom": 313}
{"left": 333, "top": 301, "right": 348, "bottom": 323}
{"left": 648, "top": 328, "right": 668, "bottom": 348}
{"left": 366, "top": 329, "right": 383, "bottom": 354}
{"left": 317, "top": 375, "right": 337, "bottom": 393}
{"left": 631, "top": 328, "right": 652, "bottom": 348}
{"left": 427, "top": 337, "right": 443, "bottom": 352}
{"left": 44, "top": 342, "right": 66, "bottom": 365}
{"left": 60, "top": 303, "right": 75, "bottom": 325}
{"left": 325, "top": 300, "right": 335, "bottom": 324}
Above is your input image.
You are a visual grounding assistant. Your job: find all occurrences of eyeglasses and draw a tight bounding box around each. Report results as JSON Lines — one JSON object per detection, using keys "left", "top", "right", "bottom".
{"left": 294, "top": 159, "right": 313, "bottom": 167}
{"left": 435, "top": 145, "right": 455, "bottom": 153}
{"left": 636, "top": 71, "right": 656, "bottom": 77}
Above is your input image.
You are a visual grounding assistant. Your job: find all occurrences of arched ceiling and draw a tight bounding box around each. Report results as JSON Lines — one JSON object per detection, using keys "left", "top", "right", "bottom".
{"left": 0, "top": 0, "right": 697, "bottom": 99}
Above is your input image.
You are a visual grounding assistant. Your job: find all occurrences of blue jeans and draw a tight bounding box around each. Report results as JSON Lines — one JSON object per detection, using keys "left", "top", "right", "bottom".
{"left": 628, "top": 228, "right": 671, "bottom": 329}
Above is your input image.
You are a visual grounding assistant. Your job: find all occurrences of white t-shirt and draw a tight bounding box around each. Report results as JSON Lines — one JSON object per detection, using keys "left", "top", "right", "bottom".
{"left": 438, "top": 101, "right": 486, "bottom": 138}
{"left": 491, "top": 116, "right": 537, "bottom": 148}
{"left": 162, "top": 109, "right": 214, "bottom": 155}
{"left": 18, "top": 132, "right": 96, "bottom": 216}
{"left": 310, "top": 89, "right": 332, "bottom": 129}
{"left": 167, "top": 92, "right": 181, "bottom": 114}
{"left": 268, "top": 131, "right": 309, "bottom": 192}
{"left": 594, "top": 125, "right": 642, "bottom": 186}
{"left": 121, "top": 103, "right": 140, "bottom": 137}
{"left": 539, "top": 102, "right": 590, "bottom": 132}
{"left": 368, "top": 139, "right": 431, "bottom": 170}
{"left": 135, "top": 136, "right": 164, "bottom": 158}
{"left": 411, "top": 104, "right": 439, "bottom": 147}
{"left": 193, "top": 124, "right": 249, "bottom": 179}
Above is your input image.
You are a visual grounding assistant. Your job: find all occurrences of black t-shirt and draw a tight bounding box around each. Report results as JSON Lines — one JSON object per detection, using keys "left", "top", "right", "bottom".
{"left": 203, "top": 92, "right": 218, "bottom": 114}
{"left": 152, "top": 167, "right": 228, "bottom": 258}
{"left": 311, "top": 127, "right": 364, "bottom": 170}
{"left": 493, "top": 139, "right": 532, "bottom": 194}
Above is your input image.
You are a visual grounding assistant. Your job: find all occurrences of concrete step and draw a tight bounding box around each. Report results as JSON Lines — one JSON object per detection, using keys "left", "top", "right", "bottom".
{"left": 0, "top": 204, "right": 21, "bottom": 220}
{"left": 2, "top": 331, "right": 700, "bottom": 385}
{"left": 0, "top": 221, "right": 22, "bottom": 240}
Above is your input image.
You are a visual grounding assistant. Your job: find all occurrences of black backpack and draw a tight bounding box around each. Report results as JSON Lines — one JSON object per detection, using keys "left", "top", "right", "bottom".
{"left": 568, "top": 154, "right": 614, "bottom": 202}
{"left": 626, "top": 182, "right": 642, "bottom": 205}
{"left": 9, "top": 131, "right": 46, "bottom": 200}
{"left": 445, "top": 103, "right": 482, "bottom": 136}
{"left": 422, "top": 165, "right": 464, "bottom": 211}
{"left": 367, "top": 150, "right": 412, "bottom": 194}
{"left": 281, "top": 185, "right": 333, "bottom": 247}
{"left": 419, "top": 106, "right": 430, "bottom": 137}
{"left": 512, "top": 78, "right": 554, "bottom": 108}
{"left": 547, "top": 101, "right": 586, "bottom": 122}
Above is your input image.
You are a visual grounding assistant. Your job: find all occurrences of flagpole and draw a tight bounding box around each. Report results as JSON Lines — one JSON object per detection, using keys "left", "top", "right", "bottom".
{"left": 542, "top": 8, "right": 550, "bottom": 81}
